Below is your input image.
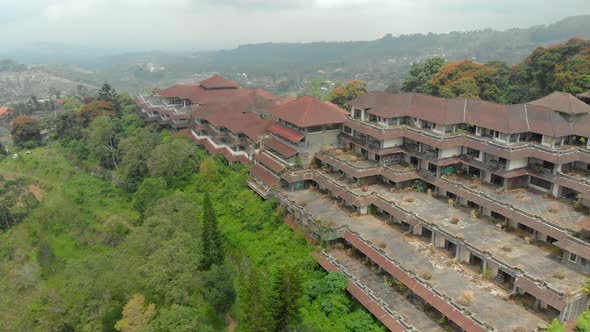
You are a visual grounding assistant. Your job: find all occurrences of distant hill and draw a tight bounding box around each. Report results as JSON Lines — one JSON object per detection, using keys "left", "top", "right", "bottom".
{"left": 207, "top": 15, "right": 590, "bottom": 67}
{"left": 1, "top": 15, "right": 589, "bottom": 99}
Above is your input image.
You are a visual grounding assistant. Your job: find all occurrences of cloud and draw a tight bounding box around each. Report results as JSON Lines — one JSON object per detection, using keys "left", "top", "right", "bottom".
{"left": 0, "top": 0, "right": 588, "bottom": 50}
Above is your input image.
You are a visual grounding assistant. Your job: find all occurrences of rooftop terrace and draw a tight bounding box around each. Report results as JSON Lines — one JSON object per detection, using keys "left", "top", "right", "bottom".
{"left": 443, "top": 174, "right": 587, "bottom": 231}
{"left": 285, "top": 189, "right": 546, "bottom": 331}
{"left": 328, "top": 248, "right": 446, "bottom": 331}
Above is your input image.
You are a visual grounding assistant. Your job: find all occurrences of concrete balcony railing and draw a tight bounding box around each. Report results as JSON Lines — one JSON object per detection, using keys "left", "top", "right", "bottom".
{"left": 317, "top": 251, "right": 420, "bottom": 332}
{"left": 275, "top": 195, "right": 494, "bottom": 332}
{"left": 284, "top": 168, "right": 583, "bottom": 306}
{"left": 346, "top": 118, "right": 590, "bottom": 164}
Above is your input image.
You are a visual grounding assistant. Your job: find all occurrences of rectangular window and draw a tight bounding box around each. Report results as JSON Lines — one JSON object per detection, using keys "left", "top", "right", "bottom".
{"left": 569, "top": 252, "right": 578, "bottom": 263}
{"left": 530, "top": 176, "right": 552, "bottom": 190}
{"left": 325, "top": 123, "right": 340, "bottom": 131}
{"left": 343, "top": 126, "right": 352, "bottom": 135}
{"left": 307, "top": 126, "right": 323, "bottom": 133}
{"left": 509, "top": 134, "right": 518, "bottom": 143}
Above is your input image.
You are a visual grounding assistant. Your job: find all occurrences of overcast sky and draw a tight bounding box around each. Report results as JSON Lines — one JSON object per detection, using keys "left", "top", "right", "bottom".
{"left": 0, "top": 0, "right": 588, "bottom": 51}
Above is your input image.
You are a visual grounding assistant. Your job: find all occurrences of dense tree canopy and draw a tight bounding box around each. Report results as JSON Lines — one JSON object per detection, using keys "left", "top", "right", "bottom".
{"left": 401, "top": 57, "right": 448, "bottom": 94}
{"left": 430, "top": 60, "right": 511, "bottom": 102}
{"left": 402, "top": 38, "right": 590, "bottom": 104}
{"left": 0, "top": 86, "right": 388, "bottom": 332}
{"left": 11, "top": 115, "right": 41, "bottom": 148}
{"left": 328, "top": 80, "right": 368, "bottom": 109}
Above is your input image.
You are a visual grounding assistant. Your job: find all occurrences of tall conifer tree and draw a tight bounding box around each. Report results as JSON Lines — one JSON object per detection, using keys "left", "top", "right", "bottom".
{"left": 200, "top": 192, "right": 224, "bottom": 270}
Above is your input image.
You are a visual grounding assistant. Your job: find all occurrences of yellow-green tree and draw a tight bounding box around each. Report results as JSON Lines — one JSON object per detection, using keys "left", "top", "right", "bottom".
{"left": 328, "top": 80, "right": 367, "bottom": 109}
{"left": 115, "top": 294, "right": 156, "bottom": 332}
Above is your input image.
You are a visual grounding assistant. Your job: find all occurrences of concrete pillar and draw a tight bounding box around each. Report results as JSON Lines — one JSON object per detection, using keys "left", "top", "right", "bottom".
{"left": 358, "top": 205, "right": 368, "bottom": 215}
{"left": 533, "top": 299, "right": 541, "bottom": 310}
{"left": 460, "top": 247, "right": 471, "bottom": 263}
{"left": 552, "top": 184, "right": 561, "bottom": 198}
{"left": 431, "top": 230, "right": 436, "bottom": 245}
{"left": 484, "top": 171, "right": 492, "bottom": 184}
{"left": 434, "top": 232, "right": 446, "bottom": 248}
{"left": 488, "top": 261, "right": 499, "bottom": 278}
{"left": 455, "top": 244, "right": 461, "bottom": 259}
{"left": 554, "top": 163, "right": 562, "bottom": 175}
{"left": 413, "top": 224, "right": 423, "bottom": 236}
{"left": 482, "top": 260, "right": 488, "bottom": 274}
{"left": 458, "top": 196, "right": 468, "bottom": 207}
{"left": 508, "top": 218, "right": 518, "bottom": 229}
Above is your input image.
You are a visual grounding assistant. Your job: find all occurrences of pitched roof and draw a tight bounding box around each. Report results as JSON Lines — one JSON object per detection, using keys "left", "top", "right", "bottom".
{"left": 255, "top": 152, "right": 286, "bottom": 174}
{"left": 199, "top": 75, "right": 239, "bottom": 90}
{"left": 268, "top": 123, "right": 305, "bottom": 143}
{"left": 0, "top": 106, "right": 14, "bottom": 117}
{"left": 159, "top": 84, "right": 201, "bottom": 100}
{"left": 351, "top": 91, "right": 590, "bottom": 136}
{"left": 529, "top": 92, "right": 590, "bottom": 115}
{"left": 263, "top": 137, "right": 298, "bottom": 158}
{"left": 269, "top": 96, "right": 347, "bottom": 127}
{"left": 250, "top": 164, "right": 280, "bottom": 188}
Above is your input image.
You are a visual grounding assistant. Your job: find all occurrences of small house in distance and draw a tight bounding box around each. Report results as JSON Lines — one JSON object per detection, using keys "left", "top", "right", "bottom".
{"left": 0, "top": 106, "right": 14, "bottom": 118}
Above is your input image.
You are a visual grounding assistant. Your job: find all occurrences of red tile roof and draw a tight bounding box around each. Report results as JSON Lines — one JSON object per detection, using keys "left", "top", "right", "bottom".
{"left": 0, "top": 106, "right": 14, "bottom": 117}
{"left": 268, "top": 123, "right": 305, "bottom": 143}
{"left": 54, "top": 98, "right": 65, "bottom": 107}
{"left": 577, "top": 217, "right": 590, "bottom": 231}
{"left": 159, "top": 84, "right": 201, "bottom": 100}
{"left": 269, "top": 96, "right": 347, "bottom": 127}
{"left": 255, "top": 152, "right": 286, "bottom": 174}
{"left": 530, "top": 92, "right": 590, "bottom": 115}
{"left": 351, "top": 91, "right": 590, "bottom": 136}
{"left": 172, "top": 113, "right": 191, "bottom": 120}
{"left": 263, "top": 137, "right": 298, "bottom": 158}
{"left": 199, "top": 74, "right": 239, "bottom": 90}
{"left": 194, "top": 89, "right": 284, "bottom": 142}
{"left": 250, "top": 164, "right": 280, "bottom": 188}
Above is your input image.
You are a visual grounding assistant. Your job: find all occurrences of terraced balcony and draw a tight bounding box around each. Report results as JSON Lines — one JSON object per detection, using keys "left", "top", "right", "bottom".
{"left": 282, "top": 188, "right": 546, "bottom": 331}
{"left": 345, "top": 118, "right": 590, "bottom": 165}
{"left": 321, "top": 249, "right": 446, "bottom": 331}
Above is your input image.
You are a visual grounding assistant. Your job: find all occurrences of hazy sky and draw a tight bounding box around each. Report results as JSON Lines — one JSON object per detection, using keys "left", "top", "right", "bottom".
{"left": 1, "top": 0, "right": 588, "bottom": 51}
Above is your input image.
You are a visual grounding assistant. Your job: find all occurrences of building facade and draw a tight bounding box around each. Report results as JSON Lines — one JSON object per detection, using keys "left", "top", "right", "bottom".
{"left": 139, "top": 76, "right": 590, "bottom": 331}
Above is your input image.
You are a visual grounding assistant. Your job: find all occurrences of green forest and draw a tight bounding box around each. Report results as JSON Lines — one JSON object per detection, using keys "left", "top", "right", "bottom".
{"left": 400, "top": 38, "right": 590, "bottom": 103}
{"left": 0, "top": 88, "right": 385, "bottom": 331}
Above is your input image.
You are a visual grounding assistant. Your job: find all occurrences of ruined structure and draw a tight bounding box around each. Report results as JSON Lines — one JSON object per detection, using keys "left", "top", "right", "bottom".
{"left": 137, "top": 76, "right": 590, "bottom": 331}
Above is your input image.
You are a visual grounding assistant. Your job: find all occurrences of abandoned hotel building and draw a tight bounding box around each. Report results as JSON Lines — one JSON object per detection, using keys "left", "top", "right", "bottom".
{"left": 136, "top": 75, "right": 590, "bottom": 331}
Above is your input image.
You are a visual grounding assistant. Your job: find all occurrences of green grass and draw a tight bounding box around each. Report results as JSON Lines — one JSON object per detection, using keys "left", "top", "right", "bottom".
{"left": 0, "top": 144, "right": 138, "bottom": 331}
{"left": 0, "top": 144, "right": 384, "bottom": 331}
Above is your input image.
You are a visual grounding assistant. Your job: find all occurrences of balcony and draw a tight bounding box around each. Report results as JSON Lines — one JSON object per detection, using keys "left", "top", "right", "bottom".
{"left": 283, "top": 188, "right": 546, "bottom": 331}
{"left": 440, "top": 174, "right": 584, "bottom": 232}
{"left": 404, "top": 143, "right": 419, "bottom": 153}
{"left": 486, "top": 159, "right": 506, "bottom": 170}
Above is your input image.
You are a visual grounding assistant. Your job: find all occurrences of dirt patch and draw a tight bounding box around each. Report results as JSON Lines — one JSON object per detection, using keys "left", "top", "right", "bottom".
{"left": 226, "top": 313, "right": 237, "bottom": 332}
{"left": 28, "top": 185, "right": 44, "bottom": 201}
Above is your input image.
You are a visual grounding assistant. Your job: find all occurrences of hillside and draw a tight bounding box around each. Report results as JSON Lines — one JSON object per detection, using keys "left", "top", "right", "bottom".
{"left": 210, "top": 15, "right": 590, "bottom": 67}
{"left": 0, "top": 97, "right": 385, "bottom": 331}
{"left": 399, "top": 38, "right": 590, "bottom": 103}
{"left": 1, "top": 15, "right": 589, "bottom": 102}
